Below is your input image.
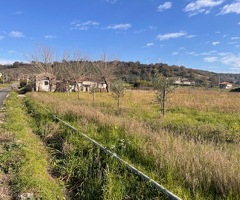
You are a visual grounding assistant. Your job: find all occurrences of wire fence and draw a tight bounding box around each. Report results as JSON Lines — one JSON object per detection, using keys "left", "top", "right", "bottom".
{"left": 45, "top": 109, "right": 182, "bottom": 200}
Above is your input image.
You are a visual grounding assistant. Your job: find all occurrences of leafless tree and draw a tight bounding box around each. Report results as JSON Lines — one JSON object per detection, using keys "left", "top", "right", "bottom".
{"left": 92, "top": 52, "right": 119, "bottom": 93}
{"left": 62, "top": 50, "right": 91, "bottom": 99}
{"left": 24, "top": 44, "right": 61, "bottom": 76}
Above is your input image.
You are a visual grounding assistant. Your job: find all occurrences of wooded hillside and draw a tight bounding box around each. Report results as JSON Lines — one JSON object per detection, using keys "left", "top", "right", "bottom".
{"left": 0, "top": 61, "right": 239, "bottom": 87}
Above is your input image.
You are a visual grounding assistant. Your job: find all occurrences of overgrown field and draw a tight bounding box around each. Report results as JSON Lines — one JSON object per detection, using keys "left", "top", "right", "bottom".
{"left": 26, "top": 87, "right": 240, "bottom": 199}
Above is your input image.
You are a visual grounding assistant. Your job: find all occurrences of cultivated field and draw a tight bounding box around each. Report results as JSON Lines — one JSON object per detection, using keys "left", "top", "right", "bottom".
{"left": 26, "top": 87, "right": 240, "bottom": 199}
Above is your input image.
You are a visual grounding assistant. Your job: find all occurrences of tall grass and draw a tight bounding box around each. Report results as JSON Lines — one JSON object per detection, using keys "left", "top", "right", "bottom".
{"left": 25, "top": 99, "right": 166, "bottom": 199}
{"left": 26, "top": 88, "right": 240, "bottom": 199}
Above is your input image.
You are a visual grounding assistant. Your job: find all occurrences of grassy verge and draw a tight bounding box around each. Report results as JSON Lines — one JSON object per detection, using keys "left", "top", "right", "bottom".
{"left": 0, "top": 91, "right": 65, "bottom": 199}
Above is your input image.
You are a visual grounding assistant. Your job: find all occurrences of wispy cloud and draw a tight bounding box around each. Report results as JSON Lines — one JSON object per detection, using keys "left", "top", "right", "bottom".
{"left": 15, "top": 11, "right": 23, "bottom": 15}
{"left": 186, "top": 34, "right": 197, "bottom": 38}
{"left": 44, "top": 35, "right": 56, "bottom": 39}
{"left": 184, "top": 0, "right": 224, "bottom": 16}
{"left": 0, "top": 36, "right": 5, "bottom": 40}
{"left": 231, "top": 36, "right": 240, "bottom": 40}
{"left": 204, "top": 52, "right": 240, "bottom": 70}
{"left": 9, "top": 31, "right": 25, "bottom": 38}
{"left": 107, "top": 23, "right": 131, "bottom": 30}
{"left": 70, "top": 20, "right": 100, "bottom": 30}
{"left": 199, "top": 50, "right": 217, "bottom": 56}
{"left": 157, "top": 31, "right": 187, "bottom": 40}
{"left": 219, "top": 0, "right": 240, "bottom": 15}
{"left": 157, "top": 2, "right": 172, "bottom": 12}
{"left": 212, "top": 41, "right": 220, "bottom": 45}
{"left": 221, "top": 53, "right": 240, "bottom": 69}
{"left": 172, "top": 51, "right": 179, "bottom": 55}
{"left": 204, "top": 56, "right": 218, "bottom": 62}
{"left": 134, "top": 26, "right": 157, "bottom": 34}
{"left": 144, "top": 43, "right": 154, "bottom": 48}
{"left": 105, "top": 0, "right": 117, "bottom": 4}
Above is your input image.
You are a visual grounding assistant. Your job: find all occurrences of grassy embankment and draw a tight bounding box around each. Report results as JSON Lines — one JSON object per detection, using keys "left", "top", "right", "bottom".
{"left": 25, "top": 87, "right": 240, "bottom": 199}
{"left": 0, "top": 91, "right": 65, "bottom": 199}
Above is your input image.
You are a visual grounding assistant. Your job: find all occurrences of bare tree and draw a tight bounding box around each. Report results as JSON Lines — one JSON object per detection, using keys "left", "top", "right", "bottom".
{"left": 153, "top": 75, "right": 176, "bottom": 116}
{"left": 23, "top": 44, "right": 63, "bottom": 91}
{"left": 92, "top": 52, "right": 118, "bottom": 93}
{"left": 25, "top": 44, "right": 61, "bottom": 76}
{"left": 62, "top": 50, "right": 91, "bottom": 99}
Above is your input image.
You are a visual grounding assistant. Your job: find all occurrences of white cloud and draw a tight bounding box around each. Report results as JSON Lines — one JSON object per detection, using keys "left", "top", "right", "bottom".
{"left": 220, "top": 0, "right": 240, "bottom": 15}
{"left": 204, "top": 53, "right": 240, "bottom": 69}
{"left": 172, "top": 52, "right": 179, "bottom": 55}
{"left": 204, "top": 56, "right": 218, "bottom": 62}
{"left": 70, "top": 20, "right": 100, "bottom": 30}
{"left": 194, "top": 50, "right": 217, "bottom": 56}
{"left": 231, "top": 36, "right": 240, "bottom": 40}
{"left": 212, "top": 41, "right": 220, "bottom": 45}
{"left": 184, "top": 0, "right": 224, "bottom": 16}
{"left": 0, "top": 36, "right": 5, "bottom": 40}
{"left": 220, "top": 53, "right": 240, "bottom": 69}
{"left": 9, "top": 31, "right": 25, "bottom": 38}
{"left": 145, "top": 43, "right": 154, "bottom": 47}
{"left": 157, "top": 31, "right": 187, "bottom": 40}
{"left": 186, "top": 34, "right": 197, "bottom": 38}
{"left": 149, "top": 26, "right": 157, "bottom": 30}
{"left": 157, "top": 2, "right": 172, "bottom": 12}
{"left": 44, "top": 35, "right": 56, "bottom": 39}
{"left": 107, "top": 23, "right": 132, "bottom": 30}
{"left": 105, "top": 0, "right": 117, "bottom": 4}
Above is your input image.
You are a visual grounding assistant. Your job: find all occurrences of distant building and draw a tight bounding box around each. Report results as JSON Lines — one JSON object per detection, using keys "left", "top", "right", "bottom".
{"left": 75, "top": 80, "right": 96, "bottom": 92}
{"left": 174, "top": 79, "right": 195, "bottom": 86}
{"left": 35, "top": 73, "right": 56, "bottom": 92}
{"left": 71, "top": 78, "right": 107, "bottom": 92}
{"left": 219, "top": 82, "right": 232, "bottom": 89}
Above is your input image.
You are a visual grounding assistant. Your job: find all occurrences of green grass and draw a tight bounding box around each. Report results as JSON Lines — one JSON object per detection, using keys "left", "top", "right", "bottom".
{"left": 1, "top": 91, "right": 65, "bottom": 199}
{"left": 24, "top": 97, "right": 168, "bottom": 199}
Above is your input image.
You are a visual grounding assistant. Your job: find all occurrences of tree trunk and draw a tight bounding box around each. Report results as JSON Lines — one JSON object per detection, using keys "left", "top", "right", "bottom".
{"left": 104, "top": 78, "right": 110, "bottom": 93}
{"left": 161, "top": 86, "right": 166, "bottom": 116}
{"left": 76, "top": 80, "right": 80, "bottom": 100}
{"left": 117, "top": 94, "right": 120, "bottom": 109}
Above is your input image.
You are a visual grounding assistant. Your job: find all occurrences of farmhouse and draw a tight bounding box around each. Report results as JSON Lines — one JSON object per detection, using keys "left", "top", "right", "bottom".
{"left": 174, "top": 79, "right": 195, "bottom": 86}
{"left": 71, "top": 79, "right": 107, "bottom": 92}
{"left": 75, "top": 79, "right": 96, "bottom": 92}
{"left": 219, "top": 82, "right": 232, "bottom": 89}
{"left": 35, "top": 73, "right": 56, "bottom": 92}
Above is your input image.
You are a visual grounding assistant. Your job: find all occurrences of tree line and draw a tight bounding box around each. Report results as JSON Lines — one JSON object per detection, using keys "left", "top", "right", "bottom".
{"left": 0, "top": 46, "right": 239, "bottom": 88}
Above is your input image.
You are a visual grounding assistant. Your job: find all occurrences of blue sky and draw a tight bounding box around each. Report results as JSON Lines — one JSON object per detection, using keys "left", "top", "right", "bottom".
{"left": 0, "top": 0, "right": 240, "bottom": 73}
